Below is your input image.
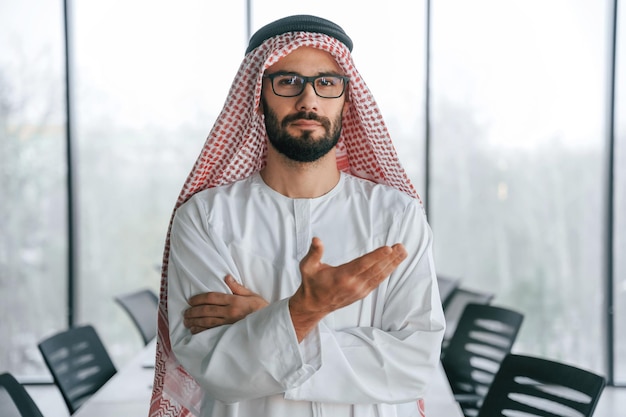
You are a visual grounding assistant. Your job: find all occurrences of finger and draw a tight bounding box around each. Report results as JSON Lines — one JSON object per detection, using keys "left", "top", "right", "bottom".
{"left": 389, "top": 244, "right": 408, "bottom": 263}
{"left": 184, "top": 314, "right": 223, "bottom": 329}
{"left": 391, "top": 243, "right": 408, "bottom": 258}
{"left": 343, "top": 244, "right": 407, "bottom": 281}
{"left": 361, "top": 244, "right": 408, "bottom": 282}
{"left": 364, "top": 244, "right": 407, "bottom": 270}
{"left": 299, "top": 237, "right": 324, "bottom": 274}
{"left": 224, "top": 275, "right": 253, "bottom": 296}
{"left": 339, "top": 245, "right": 394, "bottom": 276}
{"left": 189, "top": 326, "right": 209, "bottom": 335}
{"left": 366, "top": 244, "right": 408, "bottom": 272}
{"left": 184, "top": 303, "right": 225, "bottom": 319}
{"left": 188, "top": 291, "right": 230, "bottom": 306}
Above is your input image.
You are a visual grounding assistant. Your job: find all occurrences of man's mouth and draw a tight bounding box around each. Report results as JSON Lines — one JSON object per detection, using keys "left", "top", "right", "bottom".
{"left": 290, "top": 119, "right": 322, "bottom": 128}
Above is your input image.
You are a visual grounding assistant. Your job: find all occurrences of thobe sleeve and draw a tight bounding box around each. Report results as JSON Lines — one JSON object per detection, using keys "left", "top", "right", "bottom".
{"left": 167, "top": 197, "right": 321, "bottom": 404}
{"left": 284, "top": 201, "right": 446, "bottom": 404}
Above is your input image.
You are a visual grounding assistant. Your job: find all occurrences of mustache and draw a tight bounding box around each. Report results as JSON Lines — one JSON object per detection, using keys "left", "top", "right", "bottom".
{"left": 282, "top": 112, "right": 331, "bottom": 129}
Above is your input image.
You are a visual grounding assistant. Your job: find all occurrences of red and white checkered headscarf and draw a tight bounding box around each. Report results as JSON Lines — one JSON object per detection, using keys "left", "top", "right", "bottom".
{"left": 149, "top": 29, "right": 421, "bottom": 417}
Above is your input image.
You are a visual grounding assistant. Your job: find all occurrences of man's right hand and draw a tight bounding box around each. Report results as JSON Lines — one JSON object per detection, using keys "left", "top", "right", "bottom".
{"left": 288, "top": 237, "right": 408, "bottom": 342}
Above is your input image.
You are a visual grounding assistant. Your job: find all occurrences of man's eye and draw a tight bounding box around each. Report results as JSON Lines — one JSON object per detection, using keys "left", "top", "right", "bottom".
{"left": 317, "top": 77, "right": 337, "bottom": 87}
{"left": 279, "top": 76, "right": 301, "bottom": 86}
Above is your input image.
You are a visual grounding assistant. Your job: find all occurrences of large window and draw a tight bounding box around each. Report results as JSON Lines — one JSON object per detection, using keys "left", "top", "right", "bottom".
{"left": 1, "top": 0, "right": 623, "bottom": 386}
{"left": 430, "top": 0, "right": 611, "bottom": 376}
{"left": 72, "top": 0, "right": 246, "bottom": 365}
{"left": 0, "top": 0, "right": 67, "bottom": 379}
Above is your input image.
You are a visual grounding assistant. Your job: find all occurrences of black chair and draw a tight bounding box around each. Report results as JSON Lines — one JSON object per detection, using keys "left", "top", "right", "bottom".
{"left": 114, "top": 288, "right": 159, "bottom": 345}
{"left": 477, "top": 353, "right": 606, "bottom": 417}
{"left": 437, "top": 275, "right": 460, "bottom": 306}
{"left": 442, "top": 287, "right": 495, "bottom": 351}
{"left": 0, "top": 373, "right": 44, "bottom": 417}
{"left": 441, "top": 303, "right": 524, "bottom": 417}
{"left": 38, "top": 325, "right": 117, "bottom": 414}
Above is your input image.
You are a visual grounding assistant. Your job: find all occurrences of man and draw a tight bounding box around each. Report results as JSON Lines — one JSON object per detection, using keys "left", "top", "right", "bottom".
{"left": 150, "top": 14, "right": 445, "bottom": 417}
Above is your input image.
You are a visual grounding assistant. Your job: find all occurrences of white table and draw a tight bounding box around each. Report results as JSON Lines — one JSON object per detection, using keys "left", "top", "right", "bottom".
{"left": 72, "top": 341, "right": 155, "bottom": 417}
{"left": 73, "top": 341, "right": 462, "bottom": 417}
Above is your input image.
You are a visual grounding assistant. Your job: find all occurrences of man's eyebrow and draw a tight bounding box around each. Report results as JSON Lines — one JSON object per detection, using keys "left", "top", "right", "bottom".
{"left": 268, "top": 70, "right": 345, "bottom": 77}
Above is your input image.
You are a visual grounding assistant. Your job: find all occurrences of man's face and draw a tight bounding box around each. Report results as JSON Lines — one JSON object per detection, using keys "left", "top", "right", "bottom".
{"left": 261, "top": 47, "right": 349, "bottom": 163}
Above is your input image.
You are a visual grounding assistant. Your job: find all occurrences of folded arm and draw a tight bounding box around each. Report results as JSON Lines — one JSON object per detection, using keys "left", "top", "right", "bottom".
{"left": 169, "top": 196, "right": 445, "bottom": 404}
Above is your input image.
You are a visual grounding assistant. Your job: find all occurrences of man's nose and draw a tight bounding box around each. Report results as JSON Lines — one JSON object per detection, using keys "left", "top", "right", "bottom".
{"left": 296, "top": 82, "right": 319, "bottom": 111}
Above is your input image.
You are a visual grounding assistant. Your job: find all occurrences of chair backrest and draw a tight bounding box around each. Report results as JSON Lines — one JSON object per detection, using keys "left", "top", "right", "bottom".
{"left": 478, "top": 353, "right": 607, "bottom": 417}
{"left": 114, "top": 288, "right": 159, "bottom": 345}
{"left": 441, "top": 303, "right": 524, "bottom": 416}
{"left": 436, "top": 275, "right": 460, "bottom": 307}
{"left": 37, "top": 325, "right": 117, "bottom": 414}
{"left": 442, "top": 286, "right": 495, "bottom": 348}
{"left": 0, "top": 373, "right": 44, "bottom": 417}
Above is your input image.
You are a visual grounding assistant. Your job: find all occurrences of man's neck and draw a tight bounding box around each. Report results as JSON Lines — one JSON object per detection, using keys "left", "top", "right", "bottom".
{"left": 260, "top": 149, "right": 341, "bottom": 198}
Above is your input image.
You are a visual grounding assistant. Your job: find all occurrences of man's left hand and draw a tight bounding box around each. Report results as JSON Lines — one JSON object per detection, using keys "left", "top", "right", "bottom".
{"left": 183, "top": 275, "right": 269, "bottom": 334}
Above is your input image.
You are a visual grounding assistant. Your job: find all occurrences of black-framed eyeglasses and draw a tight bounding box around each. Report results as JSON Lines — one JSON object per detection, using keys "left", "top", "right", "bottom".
{"left": 263, "top": 73, "right": 350, "bottom": 98}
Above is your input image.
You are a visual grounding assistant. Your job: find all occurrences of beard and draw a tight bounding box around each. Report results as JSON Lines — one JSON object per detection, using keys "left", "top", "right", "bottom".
{"left": 263, "top": 103, "right": 342, "bottom": 163}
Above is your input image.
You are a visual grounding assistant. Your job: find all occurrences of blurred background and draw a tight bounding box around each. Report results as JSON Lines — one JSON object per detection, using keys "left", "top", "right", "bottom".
{"left": 0, "top": 0, "right": 624, "bottom": 390}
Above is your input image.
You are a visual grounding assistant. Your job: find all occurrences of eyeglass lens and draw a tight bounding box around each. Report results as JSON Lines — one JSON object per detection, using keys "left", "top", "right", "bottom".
{"left": 270, "top": 74, "right": 347, "bottom": 98}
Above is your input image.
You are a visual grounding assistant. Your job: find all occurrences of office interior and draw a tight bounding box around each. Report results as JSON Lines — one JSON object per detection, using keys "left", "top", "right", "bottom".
{"left": 1, "top": 0, "right": 624, "bottom": 416}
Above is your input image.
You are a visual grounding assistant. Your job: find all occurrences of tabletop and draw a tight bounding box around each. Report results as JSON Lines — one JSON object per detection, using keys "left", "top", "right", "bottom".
{"left": 73, "top": 341, "right": 463, "bottom": 417}
{"left": 72, "top": 341, "right": 155, "bottom": 417}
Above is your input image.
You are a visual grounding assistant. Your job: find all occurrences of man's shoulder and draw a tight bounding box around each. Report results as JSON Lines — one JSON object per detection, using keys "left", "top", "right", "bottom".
{"left": 191, "top": 175, "right": 255, "bottom": 199}
{"left": 179, "top": 175, "right": 256, "bottom": 212}
{"left": 342, "top": 173, "right": 415, "bottom": 204}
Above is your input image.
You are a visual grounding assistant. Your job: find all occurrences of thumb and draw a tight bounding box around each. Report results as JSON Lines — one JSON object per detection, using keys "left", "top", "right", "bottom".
{"left": 299, "top": 237, "right": 324, "bottom": 274}
{"left": 224, "top": 275, "right": 253, "bottom": 296}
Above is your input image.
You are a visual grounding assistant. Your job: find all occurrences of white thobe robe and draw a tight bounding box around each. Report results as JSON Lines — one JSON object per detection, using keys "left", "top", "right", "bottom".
{"left": 167, "top": 172, "right": 445, "bottom": 417}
